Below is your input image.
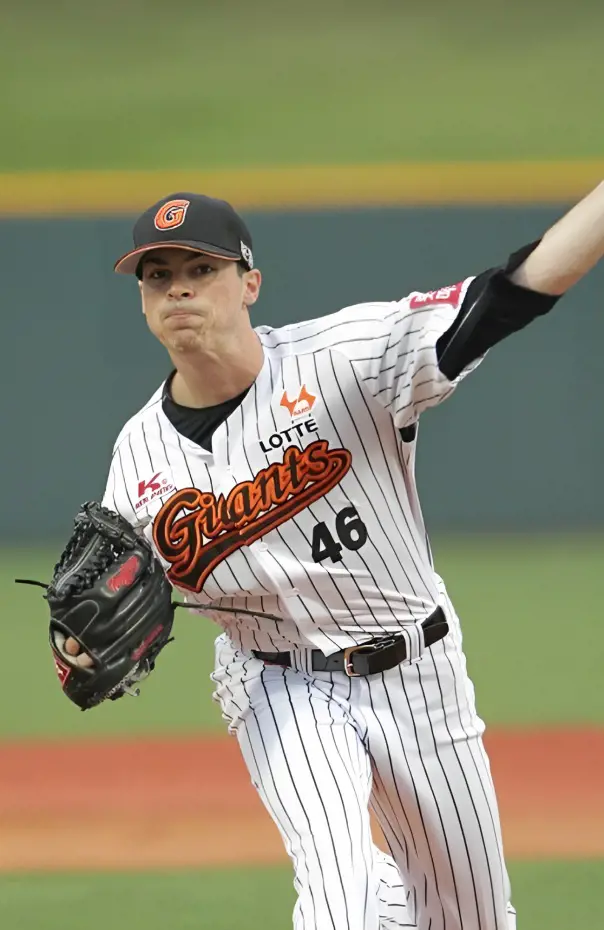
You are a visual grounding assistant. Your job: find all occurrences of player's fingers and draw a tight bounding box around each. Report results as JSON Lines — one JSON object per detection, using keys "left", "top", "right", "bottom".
{"left": 64, "top": 637, "right": 94, "bottom": 668}
{"left": 76, "top": 653, "right": 95, "bottom": 668}
{"left": 64, "top": 637, "right": 80, "bottom": 656}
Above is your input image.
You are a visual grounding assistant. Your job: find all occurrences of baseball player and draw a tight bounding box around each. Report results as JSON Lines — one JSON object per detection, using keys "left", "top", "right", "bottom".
{"left": 59, "top": 184, "right": 604, "bottom": 929}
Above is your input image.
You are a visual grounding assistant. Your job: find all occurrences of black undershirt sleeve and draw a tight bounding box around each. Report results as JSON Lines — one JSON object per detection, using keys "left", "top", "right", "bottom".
{"left": 436, "top": 240, "right": 561, "bottom": 381}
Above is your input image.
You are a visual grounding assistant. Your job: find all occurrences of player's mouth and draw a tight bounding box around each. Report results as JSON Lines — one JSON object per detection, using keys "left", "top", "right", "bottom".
{"left": 165, "top": 308, "right": 199, "bottom": 320}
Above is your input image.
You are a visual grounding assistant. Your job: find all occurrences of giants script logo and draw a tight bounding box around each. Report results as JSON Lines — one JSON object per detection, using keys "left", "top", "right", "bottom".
{"left": 153, "top": 439, "right": 351, "bottom": 592}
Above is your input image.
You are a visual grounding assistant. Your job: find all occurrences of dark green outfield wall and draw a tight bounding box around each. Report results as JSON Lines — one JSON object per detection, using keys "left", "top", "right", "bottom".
{"left": 3, "top": 204, "right": 603, "bottom": 540}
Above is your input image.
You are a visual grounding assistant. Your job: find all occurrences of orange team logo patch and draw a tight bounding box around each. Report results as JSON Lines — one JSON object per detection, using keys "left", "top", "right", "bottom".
{"left": 154, "top": 199, "right": 190, "bottom": 231}
{"left": 153, "top": 439, "right": 351, "bottom": 593}
{"left": 280, "top": 385, "right": 316, "bottom": 419}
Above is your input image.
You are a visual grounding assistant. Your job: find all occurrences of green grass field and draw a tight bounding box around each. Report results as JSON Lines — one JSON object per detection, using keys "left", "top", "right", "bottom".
{"left": 0, "top": 861, "right": 602, "bottom": 930}
{"left": 3, "top": 0, "right": 604, "bottom": 172}
{"left": 3, "top": 533, "right": 603, "bottom": 739}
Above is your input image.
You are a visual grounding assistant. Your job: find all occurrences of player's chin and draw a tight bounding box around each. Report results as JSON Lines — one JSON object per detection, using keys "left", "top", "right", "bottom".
{"left": 163, "top": 328, "right": 205, "bottom": 354}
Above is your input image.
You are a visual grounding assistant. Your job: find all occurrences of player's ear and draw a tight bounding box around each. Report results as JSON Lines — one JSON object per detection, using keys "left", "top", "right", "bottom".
{"left": 243, "top": 268, "right": 262, "bottom": 308}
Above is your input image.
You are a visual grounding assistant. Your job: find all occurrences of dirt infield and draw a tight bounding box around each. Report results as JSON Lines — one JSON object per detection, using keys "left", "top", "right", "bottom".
{"left": 0, "top": 729, "right": 601, "bottom": 872}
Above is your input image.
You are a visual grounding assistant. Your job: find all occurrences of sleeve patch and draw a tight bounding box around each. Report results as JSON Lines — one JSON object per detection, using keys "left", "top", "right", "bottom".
{"left": 409, "top": 281, "right": 464, "bottom": 310}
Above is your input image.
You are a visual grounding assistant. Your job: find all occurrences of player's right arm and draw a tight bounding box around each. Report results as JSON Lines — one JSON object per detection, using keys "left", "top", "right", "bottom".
{"left": 100, "top": 436, "right": 140, "bottom": 527}
{"left": 101, "top": 453, "right": 119, "bottom": 512}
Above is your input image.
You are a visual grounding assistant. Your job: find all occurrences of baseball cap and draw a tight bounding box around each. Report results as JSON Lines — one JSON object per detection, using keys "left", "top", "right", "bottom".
{"left": 114, "top": 192, "right": 254, "bottom": 275}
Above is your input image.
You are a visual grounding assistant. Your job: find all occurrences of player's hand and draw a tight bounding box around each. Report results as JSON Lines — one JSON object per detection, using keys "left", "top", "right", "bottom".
{"left": 64, "top": 637, "right": 94, "bottom": 668}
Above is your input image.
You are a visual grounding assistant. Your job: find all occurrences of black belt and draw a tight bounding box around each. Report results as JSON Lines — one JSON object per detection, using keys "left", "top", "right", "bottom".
{"left": 252, "top": 606, "right": 448, "bottom": 678}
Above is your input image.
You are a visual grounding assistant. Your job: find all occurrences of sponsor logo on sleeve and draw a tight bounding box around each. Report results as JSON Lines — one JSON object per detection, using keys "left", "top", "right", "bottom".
{"left": 409, "top": 281, "right": 464, "bottom": 310}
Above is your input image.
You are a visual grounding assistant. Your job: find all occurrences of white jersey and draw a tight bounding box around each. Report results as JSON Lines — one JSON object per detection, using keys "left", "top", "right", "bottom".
{"left": 102, "top": 278, "right": 480, "bottom": 656}
{"left": 102, "top": 276, "right": 517, "bottom": 930}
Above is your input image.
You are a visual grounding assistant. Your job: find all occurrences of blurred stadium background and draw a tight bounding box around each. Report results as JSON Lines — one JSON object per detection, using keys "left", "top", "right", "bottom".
{"left": 1, "top": 1, "right": 603, "bottom": 927}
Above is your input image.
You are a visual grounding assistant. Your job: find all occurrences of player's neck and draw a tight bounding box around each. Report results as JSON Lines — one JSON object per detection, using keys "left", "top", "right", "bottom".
{"left": 169, "top": 334, "right": 264, "bottom": 408}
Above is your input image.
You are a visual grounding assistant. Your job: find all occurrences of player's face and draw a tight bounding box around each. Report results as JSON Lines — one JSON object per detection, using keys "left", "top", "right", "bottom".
{"left": 138, "top": 249, "right": 261, "bottom": 354}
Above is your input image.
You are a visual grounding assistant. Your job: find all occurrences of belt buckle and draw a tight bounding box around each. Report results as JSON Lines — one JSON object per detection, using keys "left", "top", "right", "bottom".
{"left": 343, "top": 643, "right": 373, "bottom": 677}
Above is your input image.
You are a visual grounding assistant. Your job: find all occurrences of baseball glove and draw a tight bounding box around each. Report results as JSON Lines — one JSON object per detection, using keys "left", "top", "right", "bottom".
{"left": 18, "top": 501, "right": 175, "bottom": 711}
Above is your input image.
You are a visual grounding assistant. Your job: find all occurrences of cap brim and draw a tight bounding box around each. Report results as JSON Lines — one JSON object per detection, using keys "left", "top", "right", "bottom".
{"left": 114, "top": 240, "right": 242, "bottom": 274}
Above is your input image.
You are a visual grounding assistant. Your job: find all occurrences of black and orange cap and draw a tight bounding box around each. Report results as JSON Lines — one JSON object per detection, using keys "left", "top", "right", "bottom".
{"left": 114, "top": 192, "right": 254, "bottom": 275}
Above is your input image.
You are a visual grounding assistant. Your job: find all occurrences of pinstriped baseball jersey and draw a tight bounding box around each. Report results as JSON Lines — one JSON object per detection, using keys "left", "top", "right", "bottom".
{"left": 102, "top": 279, "right": 480, "bottom": 656}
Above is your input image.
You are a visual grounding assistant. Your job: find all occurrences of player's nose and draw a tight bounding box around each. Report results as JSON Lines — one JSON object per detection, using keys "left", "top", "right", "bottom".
{"left": 167, "top": 279, "right": 194, "bottom": 299}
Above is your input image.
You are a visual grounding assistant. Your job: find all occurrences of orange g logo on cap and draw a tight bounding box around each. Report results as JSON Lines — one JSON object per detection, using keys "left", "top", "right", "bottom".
{"left": 154, "top": 199, "right": 190, "bottom": 231}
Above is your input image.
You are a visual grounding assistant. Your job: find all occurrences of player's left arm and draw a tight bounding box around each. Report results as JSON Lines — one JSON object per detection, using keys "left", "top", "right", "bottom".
{"left": 510, "top": 180, "right": 604, "bottom": 295}
{"left": 347, "top": 181, "right": 604, "bottom": 428}
{"left": 437, "top": 180, "right": 604, "bottom": 381}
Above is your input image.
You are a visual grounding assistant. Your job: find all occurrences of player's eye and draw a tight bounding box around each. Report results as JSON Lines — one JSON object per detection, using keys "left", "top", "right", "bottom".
{"left": 146, "top": 268, "right": 169, "bottom": 281}
{"left": 193, "top": 263, "right": 215, "bottom": 276}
